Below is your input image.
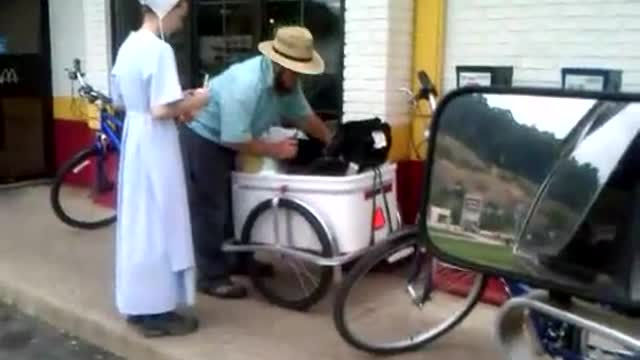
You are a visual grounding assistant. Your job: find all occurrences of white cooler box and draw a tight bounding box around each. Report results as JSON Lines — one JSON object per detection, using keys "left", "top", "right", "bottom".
{"left": 232, "top": 163, "right": 399, "bottom": 255}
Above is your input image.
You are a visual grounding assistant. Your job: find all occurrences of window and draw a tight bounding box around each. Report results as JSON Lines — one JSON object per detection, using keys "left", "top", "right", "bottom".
{"left": 0, "top": 0, "right": 52, "bottom": 180}
{"left": 0, "top": 1, "right": 41, "bottom": 54}
{"left": 197, "top": 1, "right": 261, "bottom": 76}
{"left": 195, "top": 0, "right": 344, "bottom": 120}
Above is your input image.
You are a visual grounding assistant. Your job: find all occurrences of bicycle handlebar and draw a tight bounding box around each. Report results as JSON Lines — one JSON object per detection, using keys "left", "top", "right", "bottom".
{"left": 403, "top": 70, "right": 438, "bottom": 114}
{"left": 64, "top": 58, "right": 112, "bottom": 106}
{"left": 416, "top": 70, "right": 438, "bottom": 99}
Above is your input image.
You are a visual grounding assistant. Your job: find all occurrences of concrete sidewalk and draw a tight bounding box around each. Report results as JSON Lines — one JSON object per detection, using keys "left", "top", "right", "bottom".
{"left": 0, "top": 185, "right": 502, "bottom": 360}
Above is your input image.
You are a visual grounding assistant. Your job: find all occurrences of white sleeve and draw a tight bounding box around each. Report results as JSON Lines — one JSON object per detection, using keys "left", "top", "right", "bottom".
{"left": 149, "top": 43, "right": 183, "bottom": 108}
{"left": 110, "top": 73, "right": 125, "bottom": 108}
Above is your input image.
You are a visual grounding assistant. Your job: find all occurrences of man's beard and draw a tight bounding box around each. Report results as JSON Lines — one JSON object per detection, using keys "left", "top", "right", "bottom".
{"left": 273, "top": 71, "right": 295, "bottom": 95}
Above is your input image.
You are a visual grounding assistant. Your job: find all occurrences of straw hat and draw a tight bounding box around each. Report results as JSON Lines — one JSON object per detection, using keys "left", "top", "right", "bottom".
{"left": 258, "top": 26, "right": 325, "bottom": 75}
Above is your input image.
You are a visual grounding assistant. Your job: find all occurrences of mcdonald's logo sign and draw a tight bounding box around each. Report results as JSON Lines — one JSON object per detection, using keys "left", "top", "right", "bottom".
{"left": 0, "top": 68, "right": 19, "bottom": 85}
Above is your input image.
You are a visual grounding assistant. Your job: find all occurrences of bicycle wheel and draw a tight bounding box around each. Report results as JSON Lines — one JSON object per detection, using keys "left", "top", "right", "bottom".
{"left": 333, "top": 229, "right": 487, "bottom": 354}
{"left": 241, "top": 197, "right": 334, "bottom": 311}
{"left": 50, "top": 146, "right": 118, "bottom": 229}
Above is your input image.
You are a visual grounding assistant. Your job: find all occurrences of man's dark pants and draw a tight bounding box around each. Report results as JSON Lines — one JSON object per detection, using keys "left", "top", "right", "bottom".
{"left": 178, "top": 125, "right": 237, "bottom": 284}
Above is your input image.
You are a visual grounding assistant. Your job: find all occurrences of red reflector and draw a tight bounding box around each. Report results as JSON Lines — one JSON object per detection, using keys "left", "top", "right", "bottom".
{"left": 373, "top": 207, "right": 386, "bottom": 230}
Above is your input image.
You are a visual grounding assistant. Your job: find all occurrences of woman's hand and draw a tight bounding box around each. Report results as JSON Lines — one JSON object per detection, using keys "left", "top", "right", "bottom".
{"left": 177, "top": 112, "right": 194, "bottom": 124}
{"left": 185, "top": 87, "right": 209, "bottom": 111}
{"left": 152, "top": 88, "right": 209, "bottom": 122}
{"left": 176, "top": 88, "right": 208, "bottom": 123}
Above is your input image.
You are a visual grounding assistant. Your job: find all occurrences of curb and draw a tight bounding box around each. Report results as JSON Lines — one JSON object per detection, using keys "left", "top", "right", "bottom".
{"left": 0, "top": 277, "right": 174, "bottom": 360}
{"left": 0, "top": 179, "right": 54, "bottom": 191}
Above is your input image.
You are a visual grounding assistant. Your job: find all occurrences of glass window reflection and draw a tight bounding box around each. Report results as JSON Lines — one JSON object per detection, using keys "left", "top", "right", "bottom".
{"left": 196, "top": 0, "right": 344, "bottom": 120}
{"left": 198, "top": 2, "right": 259, "bottom": 75}
{"left": 428, "top": 94, "right": 616, "bottom": 270}
{"left": 517, "top": 102, "right": 636, "bottom": 258}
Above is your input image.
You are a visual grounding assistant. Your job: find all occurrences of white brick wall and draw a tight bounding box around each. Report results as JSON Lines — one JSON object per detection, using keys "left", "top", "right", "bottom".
{"left": 82, "top": 0, "right": 111, "bottom": 93}
{"left": 443, "top": 0, "right": 640, "bottom": 92}
{"left": 49, "top": 0, "right": 86, "bottom": 97}
{"left": 48, "top": 0, "right": 111, "bottom": 97}
{"left": 342, "top": 0, "right": 414, "bottom": 124}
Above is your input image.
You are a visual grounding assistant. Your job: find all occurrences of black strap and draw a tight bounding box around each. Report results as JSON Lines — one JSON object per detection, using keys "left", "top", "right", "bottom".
{"left": 369, "top": 168, "right": 378, "bottom": 246}
{"left": 272, "top": 45, "right": 313, "bottom": 63}
{"left": 368, "top": 166, "right": 394, "bottom": 247}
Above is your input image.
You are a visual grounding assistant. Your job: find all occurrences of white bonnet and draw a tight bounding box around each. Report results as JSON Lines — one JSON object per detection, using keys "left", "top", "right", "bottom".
{"left": 138, "top": 0, "right": 181, "bottom": 21}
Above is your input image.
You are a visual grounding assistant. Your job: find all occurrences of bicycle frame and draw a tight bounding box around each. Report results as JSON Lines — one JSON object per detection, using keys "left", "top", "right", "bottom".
{"left": 502, "top": 279, "right": 578, "bottom": 358}
{"left": 405, "top": 247, "right": 634, "bottom": 359}
{"left": 67, "top": 58, "right": 123, "bottom": 154}
{"left": 90, "top": 106, "right": 122, "bottom": 193}
{"left": 96, "top": 106, "right": 124, "bottom": 152}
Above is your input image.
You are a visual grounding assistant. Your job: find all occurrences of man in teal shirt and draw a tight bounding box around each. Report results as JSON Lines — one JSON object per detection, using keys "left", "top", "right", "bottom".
{"left": 179, "top": 26, "right": 331, "bottom": 298}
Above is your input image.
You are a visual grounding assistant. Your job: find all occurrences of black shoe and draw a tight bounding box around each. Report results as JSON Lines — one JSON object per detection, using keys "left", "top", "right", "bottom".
{"left": 126, "top": 312, "right": 198, "bottom": 338}
{"left": 198, "top": 278, "right": 248, "bottom": 299}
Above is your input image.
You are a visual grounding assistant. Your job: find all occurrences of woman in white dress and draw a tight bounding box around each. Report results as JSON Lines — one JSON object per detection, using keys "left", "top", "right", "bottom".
{"left": 110, "top": 0, "right": 208, "bottom": 337}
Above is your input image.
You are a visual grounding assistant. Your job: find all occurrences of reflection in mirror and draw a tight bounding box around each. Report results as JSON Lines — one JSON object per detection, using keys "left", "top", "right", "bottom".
{"left": 426, "top": 91, "right": 640, "bottom": 301}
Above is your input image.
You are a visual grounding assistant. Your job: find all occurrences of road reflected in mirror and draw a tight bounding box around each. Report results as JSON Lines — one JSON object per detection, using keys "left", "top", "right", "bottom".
{"left": 425, "top": 91, "right": 640, "bottom": 300}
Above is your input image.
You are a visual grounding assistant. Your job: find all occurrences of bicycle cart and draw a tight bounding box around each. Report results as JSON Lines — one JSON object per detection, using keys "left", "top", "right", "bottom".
{"left": 222, "top": 148, "right": 402, "bottom": 311}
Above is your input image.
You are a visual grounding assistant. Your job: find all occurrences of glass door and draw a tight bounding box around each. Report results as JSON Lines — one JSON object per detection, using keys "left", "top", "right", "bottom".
{"left": 0, "top": 0, "right": 53, "bottom": 183}
{"left": 196, "top": 0, "right": 261, "bottom": 77}
{"left": 194, "top": 0, "right": 344, "bottom": 121}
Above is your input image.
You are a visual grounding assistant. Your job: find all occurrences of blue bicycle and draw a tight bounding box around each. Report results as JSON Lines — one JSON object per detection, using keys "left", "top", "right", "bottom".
{"left": 50, "top": 59, "right": 123, "bottom": 229}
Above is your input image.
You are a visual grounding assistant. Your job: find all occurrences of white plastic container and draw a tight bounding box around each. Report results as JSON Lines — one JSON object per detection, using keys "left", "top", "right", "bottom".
{"left": 232, "top": 163, "right": 399, "bottom": 255}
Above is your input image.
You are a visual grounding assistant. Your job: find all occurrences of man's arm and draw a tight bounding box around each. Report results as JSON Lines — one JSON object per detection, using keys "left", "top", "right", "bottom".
{"left": 224, "top": 138, "right": 297, "bottom": 159}
{"left": 297, "top": 113, "right": 332, "bottom": 144}
{"left": 278, "top": 84, "right": 332, "bottom": 144}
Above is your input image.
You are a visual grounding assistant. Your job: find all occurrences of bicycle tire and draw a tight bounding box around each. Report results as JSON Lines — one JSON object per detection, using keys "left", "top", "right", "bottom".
{"left": 241, "top": 197, "right": 334, "bottom": 311}
{"left": 50, "top": 146, "right": 117, "bottom": 230}
{"left": 333, "top": 229, "right": 487, "bottom": 354}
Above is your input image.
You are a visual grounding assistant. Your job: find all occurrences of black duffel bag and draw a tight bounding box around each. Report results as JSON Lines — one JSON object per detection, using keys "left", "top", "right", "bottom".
{"left": 285, "top": 117, "right": 392, "bottom": 176}
{"left": 326, "top": 117, "right": 392, "bottom": 170}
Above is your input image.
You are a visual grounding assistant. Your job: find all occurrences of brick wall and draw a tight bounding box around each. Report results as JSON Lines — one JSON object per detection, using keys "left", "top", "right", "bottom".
{"left": 82, "top": 0, "right": 111, "bottom": 94}
{"left": 443, "top": 0, "right": 640, "bottom": 92}
{"left": 342, "top": 0, "right": 415, "bottom": 124}
{"left": 49, "top": 0, "right": 111, "bottom": 96}
{"left": 49, "top": 0, "right": 86, "bottom": 97}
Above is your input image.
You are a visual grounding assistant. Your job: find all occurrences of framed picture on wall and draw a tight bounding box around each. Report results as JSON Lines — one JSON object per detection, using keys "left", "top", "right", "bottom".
{"left": 456, "top": 65, "right": 514, "bottom": 88}
{"left": 564, "top": 74, "right": 605, "bottom": 91}
{"left": 458, "top": 72, "right": 492, "bottom": 87}
{"left": 561, "top": 68, "right": 623, "bottom": 93}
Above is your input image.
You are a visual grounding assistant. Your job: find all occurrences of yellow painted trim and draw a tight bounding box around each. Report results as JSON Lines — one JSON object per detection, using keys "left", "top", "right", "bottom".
{"left": 53, "top": 96, "right": 100, "bottom": 129}
{"left": 388, "top": 123, "right": 411, "bottom": 162}
{"left": 408, "top": 0, "right": 445, "bottom": 160}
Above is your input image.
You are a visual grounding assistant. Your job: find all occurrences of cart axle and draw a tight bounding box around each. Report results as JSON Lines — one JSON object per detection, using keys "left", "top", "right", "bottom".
{"left": 222, "top": 239, "right": 375, "bottom": 267}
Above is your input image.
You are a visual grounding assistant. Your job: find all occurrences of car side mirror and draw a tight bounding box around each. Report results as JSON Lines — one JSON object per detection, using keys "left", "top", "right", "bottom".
{"left": 419, "top": 86, "right": 640, "bottom": 311}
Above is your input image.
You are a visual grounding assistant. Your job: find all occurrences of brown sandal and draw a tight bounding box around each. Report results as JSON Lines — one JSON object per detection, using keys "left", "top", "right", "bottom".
{"left": 198, "top": 278, "right": 248, "bottom": 299}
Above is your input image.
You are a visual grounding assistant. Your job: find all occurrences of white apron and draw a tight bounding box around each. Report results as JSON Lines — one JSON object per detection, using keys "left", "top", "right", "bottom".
{"left": 112, "top": 30, "right": 196, "bottom": 316}
{"left": 115, "top": 111, "right": 195, "bottom": 315}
